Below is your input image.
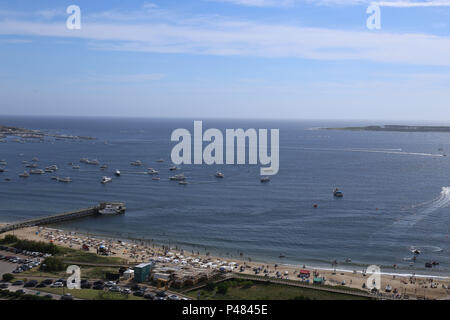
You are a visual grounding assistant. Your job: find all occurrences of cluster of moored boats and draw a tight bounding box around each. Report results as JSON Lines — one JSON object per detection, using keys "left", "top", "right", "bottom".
{"left": 1, "top": 156, "right": 276, "bottom": 186}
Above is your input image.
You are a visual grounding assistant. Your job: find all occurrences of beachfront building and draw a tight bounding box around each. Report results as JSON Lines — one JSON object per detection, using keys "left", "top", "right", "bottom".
{"left": 133, "top": 262, "right": 154, "bottom": 283}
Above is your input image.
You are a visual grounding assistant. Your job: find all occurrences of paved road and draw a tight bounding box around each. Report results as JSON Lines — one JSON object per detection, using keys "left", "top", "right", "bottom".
{"left": 0, "top": 261, "right": 16, "bottom": 277}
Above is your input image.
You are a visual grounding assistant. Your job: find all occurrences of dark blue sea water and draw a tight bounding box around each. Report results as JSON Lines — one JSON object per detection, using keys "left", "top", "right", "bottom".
{"left": 0, "top": 116, "right": 449, "bottom": 277}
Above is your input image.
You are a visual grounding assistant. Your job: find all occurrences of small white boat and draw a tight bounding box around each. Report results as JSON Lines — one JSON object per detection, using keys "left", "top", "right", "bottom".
{"left": 147, "top": 168, "right": 159, "bottom": 175}
{"left": 57, "top": 177, "right": 72, "bottom": 183}
{"left": 179, "top": 181, "right": 188, "bottom": 185}
{"left": 169, "top": 174, "right": 186, "bottom": 181}
{"left": 156, "top": 159, "right": 164, "bottom": 163}
{"left": 30, "top": 169, "right": 45, "bottom": 174}
{"left": 169, "top": 166, "right": 179, "bottom": 171}
{"left": 19, "top": 171, "right": 30, "bottom": 178}
{"left": 72, "top": 165, "right": 80, "bottom": 169}
{"left": 114, "top": 170, "right": 121, "bottom": 176}
{"left": 31, "top": 157, "right": 39, "bottom": 162}
{"left": 152, "top": 177, "right": 160, "bottom": 181}
{"left": 100, "top": 164, "right": 108, "bottom": 169}
{"left": 101, "top": 176, "right": 112, "bottom": 184}
{"left": 215, "top": 171, "right": 224, "bottom": 178}
{"left": 130, "top": 160, "right": 143, "bottom": 166}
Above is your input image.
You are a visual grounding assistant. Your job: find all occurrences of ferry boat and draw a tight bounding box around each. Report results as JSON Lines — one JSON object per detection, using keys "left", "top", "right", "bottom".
{"left": 333, "top": 188, "right": 344, "bottom": 198}
{"left": 98, "top": 203, "right": 126, "bottom": 215}
{"left": 101, "top": 176, "right": 112, "bottom": 184}
{"left": 215, "top": 171, "right": 224, "bottom": 178}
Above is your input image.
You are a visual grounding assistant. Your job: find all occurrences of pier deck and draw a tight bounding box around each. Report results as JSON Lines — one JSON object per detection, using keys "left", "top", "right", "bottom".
{"left": 0, "top": 202, "right": 125, "bottom": 234}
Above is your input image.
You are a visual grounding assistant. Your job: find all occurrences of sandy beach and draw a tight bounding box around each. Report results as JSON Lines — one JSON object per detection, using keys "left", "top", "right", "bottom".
{"left": 1, "top": 224, "right": 449, "bottom": 300}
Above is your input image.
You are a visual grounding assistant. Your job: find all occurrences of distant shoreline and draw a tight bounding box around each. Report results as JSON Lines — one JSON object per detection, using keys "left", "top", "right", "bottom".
{"left": 321, "top": 125, "right": 450, "bottom": 133}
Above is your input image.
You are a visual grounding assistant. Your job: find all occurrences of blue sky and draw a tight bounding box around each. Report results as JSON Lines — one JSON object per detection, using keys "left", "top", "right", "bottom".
{"left": 1, "top": 0, "right": 450, "bottom": 120}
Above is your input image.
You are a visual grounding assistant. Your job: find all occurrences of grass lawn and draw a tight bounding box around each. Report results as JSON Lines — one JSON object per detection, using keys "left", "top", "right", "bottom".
{"left": 37, "top": 287, "right": 145, "bottom": 300}
{"left": 187, "top": 280, "right": 371, "bottom": 300}
{"left": 59, "top": 248, "right": 127, "bottom": 265}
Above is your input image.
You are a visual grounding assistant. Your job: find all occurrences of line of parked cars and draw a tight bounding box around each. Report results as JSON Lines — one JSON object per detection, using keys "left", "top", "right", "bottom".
{"left": 0, "top": 254, "right": 42, "bottom": 273}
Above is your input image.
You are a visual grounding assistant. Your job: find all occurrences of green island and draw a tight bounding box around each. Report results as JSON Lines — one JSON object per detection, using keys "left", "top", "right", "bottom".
{"left": 322, "top": 125, "right": 450, "bottom": 133}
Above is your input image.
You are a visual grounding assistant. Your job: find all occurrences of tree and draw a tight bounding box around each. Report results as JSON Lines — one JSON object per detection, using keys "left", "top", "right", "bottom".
{"left": 2, "top": 273, "right": 14, "bottom": 282}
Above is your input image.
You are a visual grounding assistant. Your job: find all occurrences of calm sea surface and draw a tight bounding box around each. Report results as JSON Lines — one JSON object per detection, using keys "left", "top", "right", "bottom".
{"left": 0, "top": 116, "right": 449, "bottom": 276}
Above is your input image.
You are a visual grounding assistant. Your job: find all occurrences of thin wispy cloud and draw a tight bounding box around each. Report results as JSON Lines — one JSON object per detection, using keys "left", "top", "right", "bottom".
{"left": 375, "top": 1, "right": 450, "bottom": 7}
{"left": 1, "top": 13, "right": 450, "bottom": 66}
{"left": 209, "top": 0, "right": 296, "bottom": 7}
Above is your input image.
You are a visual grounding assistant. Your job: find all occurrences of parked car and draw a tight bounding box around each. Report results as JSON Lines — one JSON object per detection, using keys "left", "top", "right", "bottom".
{"left": 16, "top": 289, "right": 26, "bottom": 294}
{"left": 24, "top": 280, "right": 38, "bottom": 288}
{"left": 60, "top": 293, "right": 73, "bottom": 301}
{"left": 50, "top": 282, "right": 64, "bottom": 288}
{"left": 133, "top": 290, "right": 145, "bottom": 297}
{"left": 42, "top": 279, "right": 53, "bottom": 285}
{"left": 12, "top": 280, "right": 24, "bottom": 286}
{"left": 36, "top": 283, "right": 47, "bottom": 288}
{"left": 0, "top": 283, "right": 9, "bottom": 289}
{"left": 93, "top": 284, "right": 104, "bottom": 290}
{"left": 144, "top": 293, "right": 155, "bottom": 300}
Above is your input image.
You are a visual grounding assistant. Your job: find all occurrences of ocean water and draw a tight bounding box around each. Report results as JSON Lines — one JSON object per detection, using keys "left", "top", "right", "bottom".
{"left": 0, "top": 116, "right": 449, "bottom": 276}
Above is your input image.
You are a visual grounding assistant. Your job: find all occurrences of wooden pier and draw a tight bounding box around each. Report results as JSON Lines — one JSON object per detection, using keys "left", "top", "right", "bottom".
{"left": 0, "top": 202, "right": 125, "bottom": 234}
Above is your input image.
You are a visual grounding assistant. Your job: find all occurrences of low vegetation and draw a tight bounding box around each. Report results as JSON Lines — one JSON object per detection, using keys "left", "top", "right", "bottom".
{"left": 188, "top": 279, "right": 370, "bottom": 300}
{"left": 0, "top": 289, "right": 52, "bottom": 300}
{"left": 38, "top": 287, "right": 144, "bottom": 300}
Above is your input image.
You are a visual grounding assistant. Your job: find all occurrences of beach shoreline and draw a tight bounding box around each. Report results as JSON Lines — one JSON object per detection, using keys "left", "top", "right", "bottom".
{"left": 1, "top": 222, "right": 449, "bottom": 299}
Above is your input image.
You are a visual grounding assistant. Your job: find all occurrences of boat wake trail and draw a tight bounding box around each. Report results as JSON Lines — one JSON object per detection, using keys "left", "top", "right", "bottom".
{"left": 295, "top": 147, "right": 443, "bottom": 157}
{"left": 393, "top": 187, "right": 450, "bottom": 229}
{"left": 369, "top": 187, "right": 450, "bottom": 245}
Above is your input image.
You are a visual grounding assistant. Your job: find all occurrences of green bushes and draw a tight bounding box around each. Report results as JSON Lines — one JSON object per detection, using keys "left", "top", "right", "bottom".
{"left": 216, "top": 283, "right": 228, "bottom": 295}
{"left": 40, "top": 257, "right": 66, "bottom": 272}
{"left": 14, "top": 239, "right": 61, "bottom": 255}
{"left": 0, "top": 234, "right": 18, "bottom": 244}
{"left": 0, "top": 289, "right": 52, "bottom": 300}
{"left": 2, "top": 273, "right": 14, "bottom": 282}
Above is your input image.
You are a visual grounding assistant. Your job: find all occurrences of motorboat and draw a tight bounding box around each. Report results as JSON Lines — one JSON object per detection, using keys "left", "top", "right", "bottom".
{"left": 169, "top": 166, "right": 179, "bottom": 171}
{"left": 215, "top": 171, "right": 224, "bottom": 178}
{"left": 410, "top": 248, "right": 421, "bottom": 255}
{"left": 169, "top": 174, "right": 186, "bottom": 181}
{"left": 114, "top": 170, "right": 121, "bottom": 176}
{"left": 147, "top": 168, "right": 159, "bottom": 175}
{"left": 101, "top": 176, "right": 112, "bottom": 184}
{"left": 0, "top": 167, "right": 5, "bottom": 173}
{"left": 100, "top": 164, "right": 108, "bottom": 169}
{"left": 72, "top": 165, "right": 80, "bottom": 169}
{"left": 156, "top": 159, "right": 164, "bottom": 163}
{"left": 130, "top": 160, "right": 143, "bottom": 166}
{"left": 31, "top": 157, "right": 39, "bottom": 162}
{"left": 152, "top": 177, "right": 160, "bottom": 181}
{"left": 30, "top": 169, "right": 45, "bottom": 174}
{"left": 57, "top": 177, "right": 72, "bottom": 183}
{"left": 179, "top": 181, "right": 188, "bottom": 185}
{"left": 333, "top": 188, "right": 343, "bottom": 198}
{"left": 19, "top": 171, "right": 30, "bottom": 178}
{"left": 260, "top": 176, "right": 270, "bottom": 183}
